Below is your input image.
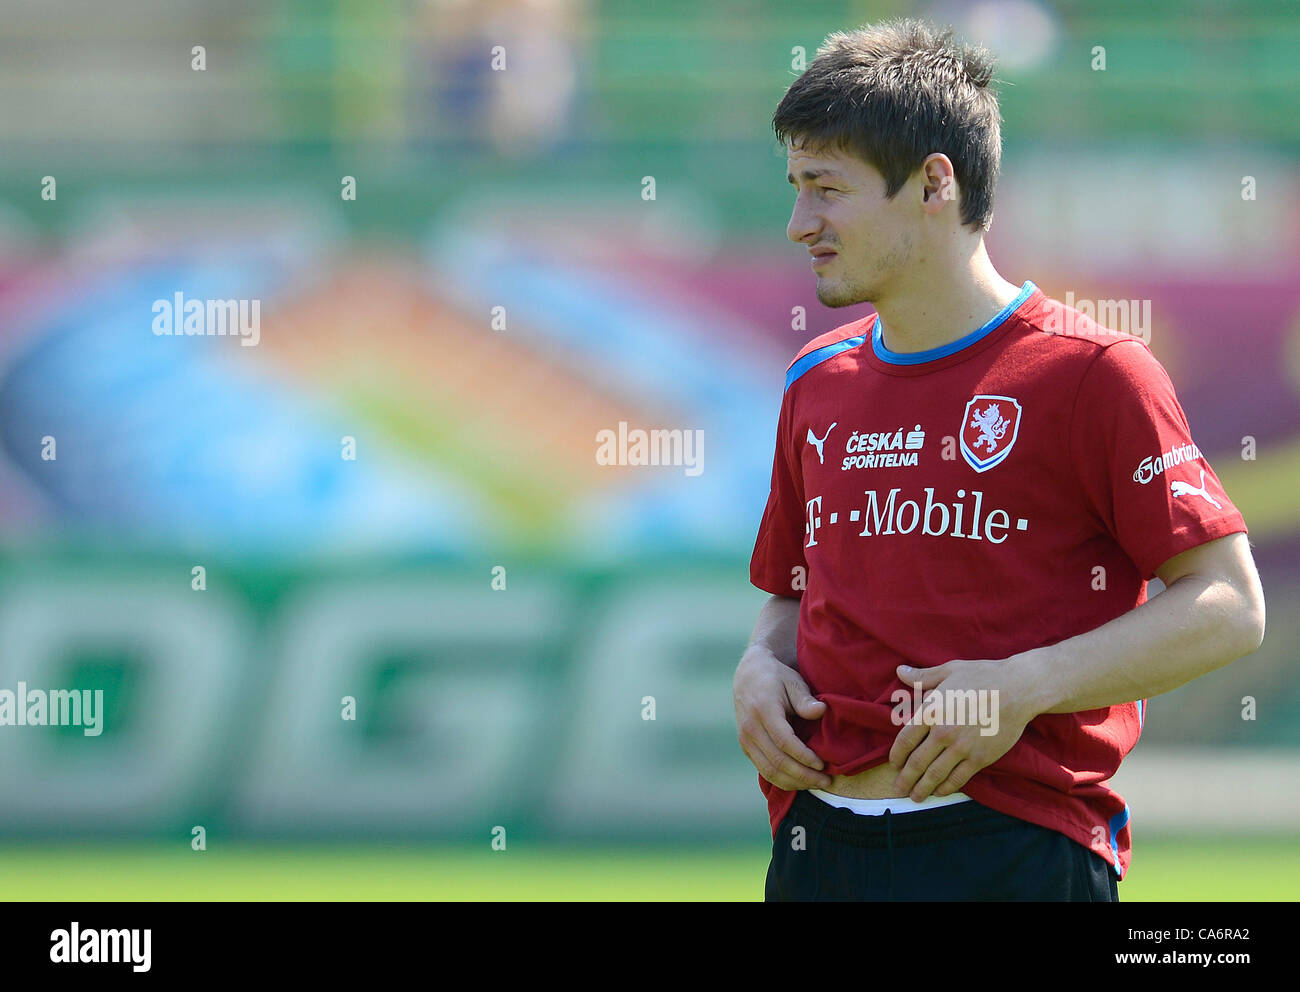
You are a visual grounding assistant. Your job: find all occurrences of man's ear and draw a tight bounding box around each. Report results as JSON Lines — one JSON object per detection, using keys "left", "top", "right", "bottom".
{"left": 919, "top": 153, "right": 957, "bottom": 211}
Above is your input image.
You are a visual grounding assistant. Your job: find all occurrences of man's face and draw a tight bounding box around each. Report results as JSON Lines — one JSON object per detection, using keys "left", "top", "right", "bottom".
{"left": 785, "top": 141, "right": 915, "bottom": 307}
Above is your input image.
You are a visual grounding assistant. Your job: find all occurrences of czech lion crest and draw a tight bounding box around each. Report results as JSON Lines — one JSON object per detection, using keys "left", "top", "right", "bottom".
{"left": 960, "top": 394, "right": 1022, "bottom": 472}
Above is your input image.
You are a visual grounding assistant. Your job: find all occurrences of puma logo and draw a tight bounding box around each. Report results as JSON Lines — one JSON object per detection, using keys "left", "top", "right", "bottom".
{"left": 1170, "top": 467, "right": 1222, "bottom": 510}
{"left": 807, "top": 423, "right": 836, "bottom": 464}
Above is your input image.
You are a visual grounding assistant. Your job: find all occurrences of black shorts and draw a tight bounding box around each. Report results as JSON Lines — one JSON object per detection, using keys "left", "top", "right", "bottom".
{"left": 765, "top": 790, "right": 1120, "bottom": 902}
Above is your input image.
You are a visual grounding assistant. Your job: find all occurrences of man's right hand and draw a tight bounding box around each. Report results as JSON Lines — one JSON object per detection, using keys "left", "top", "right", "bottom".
{"left": 733, "top": 648, "right": 832, "bottom": 790}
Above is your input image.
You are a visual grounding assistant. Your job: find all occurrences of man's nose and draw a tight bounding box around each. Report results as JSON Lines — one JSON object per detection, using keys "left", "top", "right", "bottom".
{"left": 787, "top": 197, "right": 820, "bottom": 244}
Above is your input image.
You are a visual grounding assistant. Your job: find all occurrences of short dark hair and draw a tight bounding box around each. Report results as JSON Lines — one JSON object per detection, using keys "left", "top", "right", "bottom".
{"left": 772, "top": 18, "right": 1002, "bottom": 231}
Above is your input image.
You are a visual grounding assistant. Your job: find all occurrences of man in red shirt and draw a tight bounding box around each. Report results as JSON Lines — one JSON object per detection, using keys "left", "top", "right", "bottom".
{"left": 735, "top": 18, "right": 1266, "bottom": 901}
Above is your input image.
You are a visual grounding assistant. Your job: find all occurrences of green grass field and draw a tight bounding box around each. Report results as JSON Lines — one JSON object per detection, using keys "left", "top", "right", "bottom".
{"left": 2, "top": 837, "right": 1296, "bottom": 900}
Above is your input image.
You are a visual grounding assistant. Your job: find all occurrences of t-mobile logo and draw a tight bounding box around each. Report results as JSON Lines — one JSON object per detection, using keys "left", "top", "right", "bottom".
{"left": 803, "top": 488, "right": 1029, "bottom": 548}
{"left": 805, "top": 496, "right": 822, "bottom": 548}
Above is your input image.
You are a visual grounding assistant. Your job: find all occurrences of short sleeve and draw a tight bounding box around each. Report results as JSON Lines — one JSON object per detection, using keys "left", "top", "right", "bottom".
{"left": 1069, "top": 339, "right": 1247, "bottom": 580}
{"left": 750, "top": 387, "right": 807, "bottom": 597}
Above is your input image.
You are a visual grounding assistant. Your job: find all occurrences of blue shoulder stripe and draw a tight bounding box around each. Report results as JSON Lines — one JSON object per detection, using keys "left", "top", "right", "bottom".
{"left": 785, "top": 333, "right": 867, "bottom": 392}
{"left": 1107, "top": 804, "right": 1131, "bottom": 879}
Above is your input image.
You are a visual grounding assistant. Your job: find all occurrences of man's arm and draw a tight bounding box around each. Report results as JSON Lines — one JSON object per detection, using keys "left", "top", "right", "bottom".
{"left": 1014, "top": 531, "right": 1264, "bottom": 714}
{"left": 733, "top": 594, "right": 833, "bottom": 791}
{"left": 889, "top": 532, "right": 1265, "bottom": 800}
{"left": 745, "top": 592, "right": 800, "bottom": 668}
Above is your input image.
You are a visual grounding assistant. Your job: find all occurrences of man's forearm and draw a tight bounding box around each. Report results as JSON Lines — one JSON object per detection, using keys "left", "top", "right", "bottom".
{"left": 744, "top": 594, "right": 801, "bottom": 668}
{"left": 1011, "top": 573, "right": 1265, "bottom": 717}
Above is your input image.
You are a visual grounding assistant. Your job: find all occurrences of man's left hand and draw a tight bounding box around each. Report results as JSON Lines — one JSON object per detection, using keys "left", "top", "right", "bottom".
{"left": 888, "top": 658, "right": 1038, "bottom": 801}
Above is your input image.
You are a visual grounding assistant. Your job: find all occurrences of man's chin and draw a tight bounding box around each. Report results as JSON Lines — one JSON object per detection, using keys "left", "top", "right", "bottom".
{"left": 816, "top": 280, "right": 871, "bottom": 309}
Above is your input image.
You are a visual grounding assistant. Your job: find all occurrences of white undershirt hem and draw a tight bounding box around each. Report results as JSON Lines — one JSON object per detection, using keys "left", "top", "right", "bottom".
{"left": 808, "top": 788, "right": 973, "bottom": 816}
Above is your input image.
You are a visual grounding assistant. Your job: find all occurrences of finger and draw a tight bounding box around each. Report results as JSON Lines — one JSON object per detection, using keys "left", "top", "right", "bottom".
{"left": 897, "top": 663, "right": 947, "bottom": 690}
{"left": 933, "top": 759, "right": 981, "bottom": 797}
{"left": 909, "top": 744, "right": 965, "bottom": 801}
{"left": 782, "top": 677, "right": 827, "bottom": 720}
{"left": 743, "top": 724, "right": 831, "bottom": 790}
{"left": 791, "top": 694, "right": 827, "bottom": 719}
{"left": 739, "top": 730, "right": 791, "bottom": 789}
{"left": 763, "top": 706, "right": 826, "bottom": 771}
{"left": 765, "top": 736, "right": 833, "bottom": 790}
{"left": 736, "top": 712, "right": 786, "bottom": 773}
{"left": 888, "top": 719, "right": 929, "bottom": 769}
{"left": 738, "top": 724, "right": 787, "bottom": 780}
{"left": 759, "top": 756, "right": 831, "bottom": 792}
{"left": 894, "top": 734, "right": 945, "bottom": 796}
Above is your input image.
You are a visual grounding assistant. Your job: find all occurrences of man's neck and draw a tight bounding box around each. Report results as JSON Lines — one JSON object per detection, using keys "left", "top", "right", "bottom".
{"left": 873, "top": 256, "right": 1024, "bottom": 356}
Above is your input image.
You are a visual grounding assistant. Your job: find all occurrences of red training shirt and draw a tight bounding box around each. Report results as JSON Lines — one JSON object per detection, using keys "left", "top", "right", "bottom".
{"left": 748, "top": 281, "right": 1248, "bottom": 878}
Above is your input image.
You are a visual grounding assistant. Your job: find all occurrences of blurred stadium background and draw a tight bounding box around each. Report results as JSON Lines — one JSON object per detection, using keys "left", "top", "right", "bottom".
{"left": 0, "top": 0, "right": 1297, "bottom": 900}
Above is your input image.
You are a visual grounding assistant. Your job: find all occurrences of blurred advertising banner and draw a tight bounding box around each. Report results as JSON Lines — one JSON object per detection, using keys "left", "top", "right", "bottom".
{"left": 0, "top": 555, "right": 771, "bottom": 840}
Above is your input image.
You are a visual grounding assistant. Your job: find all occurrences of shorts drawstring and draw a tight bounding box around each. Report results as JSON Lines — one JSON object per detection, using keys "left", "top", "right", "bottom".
{"left": 807, "top": 800, "right": 896, "bottom": 900}
{"left": 885, "top": 808, "right": 894, "bottom": 901}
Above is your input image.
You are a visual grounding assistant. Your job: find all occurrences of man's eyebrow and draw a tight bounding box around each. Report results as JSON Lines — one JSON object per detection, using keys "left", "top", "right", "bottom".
{"left": 786, "top": 168, "right": 846, "bottom": 185}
